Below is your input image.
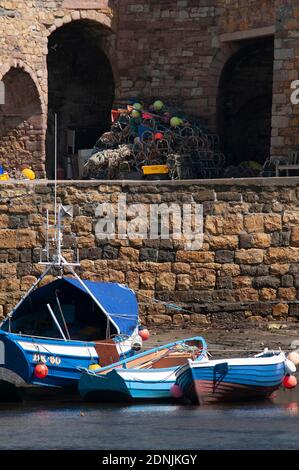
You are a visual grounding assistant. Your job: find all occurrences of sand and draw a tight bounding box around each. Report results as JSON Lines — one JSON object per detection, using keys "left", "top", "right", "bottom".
{"left": 144, "top": 323, "right": 299, "bottom": 358}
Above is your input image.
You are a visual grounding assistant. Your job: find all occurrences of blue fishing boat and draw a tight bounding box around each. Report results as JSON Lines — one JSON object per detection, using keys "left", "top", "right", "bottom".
{"left": 0, "top": 205, "right": 143, "bottom": 401}
{"left": 175, "top": 350, "right": 295, "bottom": 405}
{"left": 78, "top": 336, "right": 208, "bottom": 402}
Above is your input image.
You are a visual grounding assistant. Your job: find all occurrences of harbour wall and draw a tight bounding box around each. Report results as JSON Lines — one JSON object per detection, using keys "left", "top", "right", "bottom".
{"left": 1, "top": 177, "right": 299, "bottom": 326}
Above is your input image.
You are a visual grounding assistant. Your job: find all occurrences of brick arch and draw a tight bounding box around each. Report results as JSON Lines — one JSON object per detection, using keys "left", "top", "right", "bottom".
{"left": 207, "top": 43, "right": 240, "bottom": 130}
{"left": 46, "top": 16, "right": 116, "bottom": 178}
{"left": 216, "top": 37, "right": 274, "bottom": 167}
{"left": 46, "top": 11, "right": 114, "bottom": 36}
{"left": 46, "top": 14, "right": 117, "bottom": 82}
{"left": 0, "top": 60, "right": 46, "bottom": 116}
{"left": 0, "top": 65, "right": 46, "bottom": 177}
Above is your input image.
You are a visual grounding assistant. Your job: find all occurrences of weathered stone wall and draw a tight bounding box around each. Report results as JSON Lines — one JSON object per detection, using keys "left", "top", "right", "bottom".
{"left": 271, "top": 1, "right": 299, "bottom": 159}
{"left": 0, "top": 179, "right": 299, "bottom": 327}
{"left": 1, "top": 1, "right": 299, "bottom": 171}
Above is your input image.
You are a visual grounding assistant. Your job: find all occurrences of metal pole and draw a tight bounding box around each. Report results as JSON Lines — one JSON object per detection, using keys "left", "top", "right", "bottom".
{"left": 47, "top": 303, "right": 67, "bottom": 341}
{"left": 54, "top": 113, "right": 58, "bottom": 229}
{"left": 55, "top": 291, "right": 71, "bottom": 340}
{"left": 46, "top": 209, "right": 49, "bottom": 262}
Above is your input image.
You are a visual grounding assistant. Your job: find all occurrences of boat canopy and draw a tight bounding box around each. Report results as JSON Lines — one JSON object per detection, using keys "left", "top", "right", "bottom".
{"left": 3, "top": 277, "right": 139, "bottom": 337}
{"left": 65, "top": 278, "right": 138, "bottom": 335}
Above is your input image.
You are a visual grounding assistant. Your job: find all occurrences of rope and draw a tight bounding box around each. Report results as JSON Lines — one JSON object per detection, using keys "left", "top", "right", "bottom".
{"left": 31, "top": 338, "right": 97, "bottom": 371}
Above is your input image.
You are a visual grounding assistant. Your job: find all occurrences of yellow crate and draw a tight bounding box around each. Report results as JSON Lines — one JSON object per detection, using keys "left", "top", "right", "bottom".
{"left": 142, "top": 165, "right": 169, "bottom": 175}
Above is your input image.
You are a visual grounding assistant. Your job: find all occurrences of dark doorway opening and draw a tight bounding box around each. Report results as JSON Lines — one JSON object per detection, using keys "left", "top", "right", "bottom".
{"left": 46, "top": 20, "right": 115, "bottom": 178}
{"left": 217, "top": 37, "right": 274, "bottom": 168}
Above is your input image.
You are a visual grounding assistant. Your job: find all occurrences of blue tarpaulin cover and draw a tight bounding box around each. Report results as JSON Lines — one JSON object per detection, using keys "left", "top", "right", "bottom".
{"left": 66, "top": 278, "right": 138, "bottom": 335}
{"left": 10, "top": 277, "right": 139, "bottom": 336}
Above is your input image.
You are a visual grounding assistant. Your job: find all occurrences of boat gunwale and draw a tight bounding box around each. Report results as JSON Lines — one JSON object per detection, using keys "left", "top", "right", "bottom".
{"left": 81, "top": 336, "right": 208, "bottom": 375}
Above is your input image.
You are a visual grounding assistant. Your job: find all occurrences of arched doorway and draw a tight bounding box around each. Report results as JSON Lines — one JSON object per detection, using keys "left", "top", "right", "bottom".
{"left": 0, "top": 67, "right": 44, "bottom": 176}
{"left": 46, "top": 20, "right": 115, "bottom": 178}
{"left": 217, "top": 37, "right": 274, "bottom": 167}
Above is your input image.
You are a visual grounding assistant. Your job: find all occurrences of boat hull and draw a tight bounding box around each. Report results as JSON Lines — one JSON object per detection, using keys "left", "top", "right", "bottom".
{"left": 176, "top": 354, "right": 287, "bottom": 405}
{"left": 79, "top": 336, "right": 208, "bottom": 402}
{"left": 0, "top": 331, "right": 136, "bottom": 400}
{"left": 80, "top": 368, "right": 177, "bottom": 402}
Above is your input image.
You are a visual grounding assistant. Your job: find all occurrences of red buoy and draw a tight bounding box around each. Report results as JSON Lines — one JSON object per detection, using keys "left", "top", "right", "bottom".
{"left": 283, "top": 375, "right": 297, "bottom": 389}
{"left": 34, "top": 364, "right": 49, "bottom": 379}
{"left": 170, "top": 384, "right": 183, "bottom": 399}
{"left": 139, "top": 327, "right": 150, "bottom": 341}
{"left": 154, "top": 132, "right": 164, "bottom": 141}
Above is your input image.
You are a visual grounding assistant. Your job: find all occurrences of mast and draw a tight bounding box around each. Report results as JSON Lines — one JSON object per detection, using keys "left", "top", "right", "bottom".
{"left": 4, "top": 113, "right": 79, "bottom": 328}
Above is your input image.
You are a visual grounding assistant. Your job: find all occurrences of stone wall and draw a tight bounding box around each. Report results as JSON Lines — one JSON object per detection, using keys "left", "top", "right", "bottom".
{"left": 0, "top": 0, "right": 287, "bottom": 175}
{"left": 271, "top": 1, "right": 299, "bottom": 159}
{"left": 1, "top": 1, "right": 299, "bottom": 174}
{"left": 0, "top": 178, "right": 299, "bottom": 327}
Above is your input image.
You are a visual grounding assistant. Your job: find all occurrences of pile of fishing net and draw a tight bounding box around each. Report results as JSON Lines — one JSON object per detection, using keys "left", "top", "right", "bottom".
{"left": 84, "top": 145, "right": 134, "bottom": 179}
{"left": 83, "top": 99, "right": 226, "bottom": 180}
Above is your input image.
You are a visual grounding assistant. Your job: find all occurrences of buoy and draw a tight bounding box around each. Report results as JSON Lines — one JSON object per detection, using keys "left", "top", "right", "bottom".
{"left": 288, "top": 351, "right": 299, "bottom": 367}
{"left": 139, "top": 327, "right": 150, "bottom": 341}
{"left": 153, "top": 100, "right": 164, "bottom": 111}
{"left": 0, "top": 172, "right": 9, "bottom": 181}
{"left": 286, "top": 402, "right": 298, "bottom": 415}
{"left": 88, "top": 363, "right": 101, "bottom": 371}
{"left": 22, "top": 168, "right": 36, "bottom": 180}
{"left": 154, "top": 132, "right": 164, "bottom": 141}
{"left": 34, "top": 363, "right": 49, "bottom": 379}
{"left": 133, "top": 103, "right": 142, "bottom": 111}
{"left": 170, "top": 117, "right": 182, "bottom": 127}
{"left": 285, "top": 358, "right": 297, "bottom": 374}
{"left": 283, "top": 375, "right": 298, "bottom": 389}
{"left": 132, "top": 110, "right": 141, "bottom": 119}
{"left": 170, "top": 384, "right": 183, "bottom": 399}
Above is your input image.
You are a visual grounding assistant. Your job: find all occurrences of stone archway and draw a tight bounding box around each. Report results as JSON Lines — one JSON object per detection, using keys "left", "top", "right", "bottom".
{"left": 46, "top": 18, "right": 115, "bottom": 178}
{"left": 0, "top": 66, "right": 45, "bottom": 177}
{"left": 217, "top": 37, "right": 274, "bottom": 166}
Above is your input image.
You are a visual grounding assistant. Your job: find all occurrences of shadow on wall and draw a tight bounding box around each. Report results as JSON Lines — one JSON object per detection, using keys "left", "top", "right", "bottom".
{"left": 0, "top": 68, "right": 44, "bottom": 175}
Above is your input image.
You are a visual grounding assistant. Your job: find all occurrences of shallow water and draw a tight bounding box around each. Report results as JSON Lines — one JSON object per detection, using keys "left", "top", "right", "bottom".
{"left": 0, "top": 388, "right": 299, "bottom": 450}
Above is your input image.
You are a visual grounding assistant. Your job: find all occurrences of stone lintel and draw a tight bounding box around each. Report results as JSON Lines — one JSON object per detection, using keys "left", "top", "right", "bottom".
{"left": 219, "top": 26, "right": 275, "bottom": 43}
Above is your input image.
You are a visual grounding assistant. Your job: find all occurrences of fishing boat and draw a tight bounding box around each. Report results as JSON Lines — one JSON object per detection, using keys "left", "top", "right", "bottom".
{"left": 175, "top": 349, "right": 296, "bottom": 405}
{"left": 0, "top": 204, "right": 143, "bottom": 400}
{"left": 78, "top": 336, "right": 207, "bottom": 402}
{"left": 0, "top": 273, "right": 142, "bottom": 400}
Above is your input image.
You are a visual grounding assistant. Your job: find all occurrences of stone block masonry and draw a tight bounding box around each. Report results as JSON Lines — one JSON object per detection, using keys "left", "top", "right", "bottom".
{"left": 1, "top": 0, "right": 299, "bottom": 174}
{"left": 0, "top": 178, "right": 299, "bottom": 327}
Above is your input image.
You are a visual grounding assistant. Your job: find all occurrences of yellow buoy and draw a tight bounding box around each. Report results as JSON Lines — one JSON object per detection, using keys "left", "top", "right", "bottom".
{"left": 88, "top": 363, "right": 101, "bottom": 371}
{"left": 0, "top": 172, "right": 9, "bottom": 181}
{"left": 22, "top": 168, "right": 36, "bottom": 180}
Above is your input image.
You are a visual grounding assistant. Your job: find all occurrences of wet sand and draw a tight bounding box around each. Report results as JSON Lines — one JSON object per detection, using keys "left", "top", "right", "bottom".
{"left": 144, "top": 323, "right": 299, "bottom": 358}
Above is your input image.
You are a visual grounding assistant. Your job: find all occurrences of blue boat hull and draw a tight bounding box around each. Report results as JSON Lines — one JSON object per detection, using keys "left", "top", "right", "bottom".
{"left": 176, "top": 355, "right": 287, "bottom": 405}
{"left": 79, "top": 336, "right": 208, "bottom": 402}
{"left": 0, "top": 331, "right": 135, "bottom": 398}
{"left": 80, "top": 368, "right": 177, "bottom": 402}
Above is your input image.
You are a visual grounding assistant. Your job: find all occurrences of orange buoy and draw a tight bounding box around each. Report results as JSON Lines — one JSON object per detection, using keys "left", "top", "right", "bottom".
{"left": 34, "top": 363, "right": 49, "bottom": 379}
{"left": 283, "top": 375, "right": 297, "bottom": 389}
{"left": 139, "top": 327, "right": 150, "bottom": 341}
